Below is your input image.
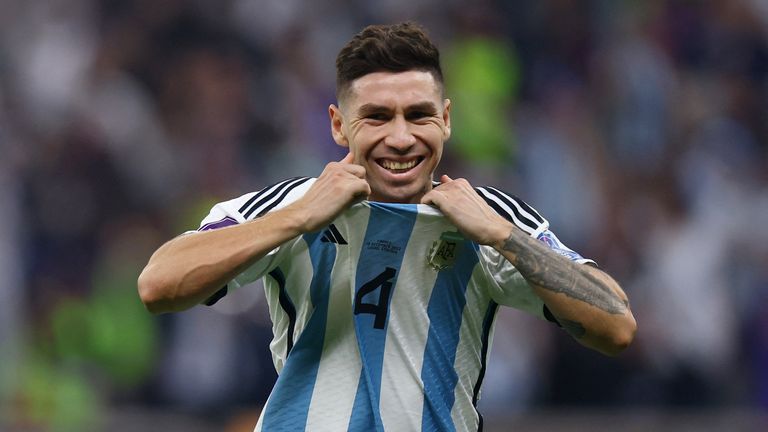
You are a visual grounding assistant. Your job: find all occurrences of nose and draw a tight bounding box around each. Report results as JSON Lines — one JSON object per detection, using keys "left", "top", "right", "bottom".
{"left": 383, "top": 115, "right": 416, "bottom": 151}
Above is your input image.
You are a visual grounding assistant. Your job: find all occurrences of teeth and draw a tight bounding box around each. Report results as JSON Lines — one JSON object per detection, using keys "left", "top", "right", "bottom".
{"left": 381, "top": 159, "right": 417, "bottom": 170}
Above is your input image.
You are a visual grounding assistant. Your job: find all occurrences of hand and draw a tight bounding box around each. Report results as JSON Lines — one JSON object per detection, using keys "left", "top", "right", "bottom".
{"left": 421, "top": 175, "right": 513, "bottom": 245}
{"left": 291, "top": 153, "right": 371, "bottom": 232}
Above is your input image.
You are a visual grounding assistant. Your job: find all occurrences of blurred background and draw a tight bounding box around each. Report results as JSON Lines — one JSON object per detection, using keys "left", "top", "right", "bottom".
{"left": 1, "top": 0, "right": 768, "bottom": 430}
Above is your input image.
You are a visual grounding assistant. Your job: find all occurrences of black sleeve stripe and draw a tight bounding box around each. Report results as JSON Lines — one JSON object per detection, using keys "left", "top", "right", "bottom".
{"left": 238, "top": 176, "right": 304, "bottom": 216}
{"left": 254, "top": 177, "right": 312, "bottom": 218}
{"left": 543, "top": 304, "right": 562, "bottom": 327}
{"left": 474, "top": 187, "right": 539, "bottom": 234}
{"left": 485, "top": 186, "right": 545, "bottom": 224}
{"left": 204, "top": 285, "right": 228, "bottom": 306}
{"left": 478, "top": 187, "right": 541, "bottom": 229}
{"left": 476, "top": 189, "right": 517, "bottom": 224}
{"left": 241, "top": 176, "right": 310, "bottom": 219}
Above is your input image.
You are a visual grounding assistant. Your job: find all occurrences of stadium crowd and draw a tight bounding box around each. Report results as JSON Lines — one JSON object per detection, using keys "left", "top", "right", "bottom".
{"left": 1, "top": 0, "right": 767, "bottom": 429}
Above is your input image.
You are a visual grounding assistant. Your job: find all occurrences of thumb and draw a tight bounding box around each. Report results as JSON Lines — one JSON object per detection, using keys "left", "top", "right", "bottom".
{"left": 440, "top": 174, "right": 453, "bottom": 183}
{"left": 340, "top": 152, "right": 355, "bottom": 164}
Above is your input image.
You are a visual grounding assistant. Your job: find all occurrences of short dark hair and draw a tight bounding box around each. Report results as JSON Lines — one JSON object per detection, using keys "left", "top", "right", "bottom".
{"left": 335, "top": 22, "right": 443, "bottom": 102}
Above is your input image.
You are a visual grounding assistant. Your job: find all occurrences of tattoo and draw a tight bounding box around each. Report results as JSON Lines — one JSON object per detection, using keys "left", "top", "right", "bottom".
{"left": 559, "top": 318, "right": 587, "bottom": 339}
{"left": 502, "top": 231, "right": 626, "bottom": 315}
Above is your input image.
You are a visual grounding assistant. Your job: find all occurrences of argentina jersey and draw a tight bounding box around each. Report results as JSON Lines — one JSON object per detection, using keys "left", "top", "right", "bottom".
{"left": 196, "top": 177, "right": 593, "bottom": 432}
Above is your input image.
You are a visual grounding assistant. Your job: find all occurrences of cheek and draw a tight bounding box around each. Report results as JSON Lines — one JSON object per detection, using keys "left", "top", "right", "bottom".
{"left": 420, "top": 127, "right": 445, "bottom": 154}
{"left": 351, "top": 127, "right": 384, "bottom": 149}
{"left": 346, "top": 132, "right": 370, "bottom": 155}
{"left": 353, "top": 141, "right": 375, "bottom": 160}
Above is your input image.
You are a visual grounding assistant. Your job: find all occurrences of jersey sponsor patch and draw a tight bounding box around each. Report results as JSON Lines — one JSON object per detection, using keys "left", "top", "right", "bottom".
{"left": 536, "top": 230, "right": 585, "bottom": 261}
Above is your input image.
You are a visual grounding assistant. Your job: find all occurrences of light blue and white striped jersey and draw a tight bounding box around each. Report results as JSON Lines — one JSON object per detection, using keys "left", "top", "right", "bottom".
{"left": 197, "top": 177, "right": 592, "bottom": 432}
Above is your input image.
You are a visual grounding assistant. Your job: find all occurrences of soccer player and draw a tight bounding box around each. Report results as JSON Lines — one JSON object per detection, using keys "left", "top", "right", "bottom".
{"left": 138, "top": 22, "right": 636, "bottom": 431}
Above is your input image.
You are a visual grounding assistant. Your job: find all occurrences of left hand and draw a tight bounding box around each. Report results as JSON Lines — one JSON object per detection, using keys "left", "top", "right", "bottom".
{"left": 421, "top": 175, "right": 513, "bottom": 245}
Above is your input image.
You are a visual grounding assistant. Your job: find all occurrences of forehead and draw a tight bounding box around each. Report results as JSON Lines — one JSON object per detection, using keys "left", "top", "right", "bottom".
{"left": 345, "top": 70, "right": 442, "bottom": 110}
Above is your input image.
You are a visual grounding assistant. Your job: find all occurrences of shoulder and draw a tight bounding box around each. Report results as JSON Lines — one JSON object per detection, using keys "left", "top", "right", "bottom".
{"left": 473, "top": 185, "right": 549, "bottom": 236}
{"left": 238, "top": 176, "right": 316, "bottom": 219}
{"left": 209, "top": 177, "right": 317, "bottom": 222}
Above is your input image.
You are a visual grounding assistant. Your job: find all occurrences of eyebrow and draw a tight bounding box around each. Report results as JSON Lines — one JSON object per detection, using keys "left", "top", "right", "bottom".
{"left": 357, "top": 101, "right": 439, "bottom": 117}
{"left": 407, "top": 102, "right": 439, "bottom": 114}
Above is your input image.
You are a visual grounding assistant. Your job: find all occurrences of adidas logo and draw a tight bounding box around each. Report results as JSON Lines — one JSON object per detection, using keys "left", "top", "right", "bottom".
{"left": 321, "top": 224, "right": 347, "bottom": 245}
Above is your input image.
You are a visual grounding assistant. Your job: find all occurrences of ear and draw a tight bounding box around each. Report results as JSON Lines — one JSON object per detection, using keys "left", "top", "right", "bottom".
{"left": 442, "top": 98, "right": 452, "bottom": 141}
{"left": 329, "top": 104, "right": 349, "bottom": 147}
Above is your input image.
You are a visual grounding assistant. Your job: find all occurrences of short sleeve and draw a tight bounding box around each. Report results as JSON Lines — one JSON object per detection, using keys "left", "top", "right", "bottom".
{"left": 478, "top": 246, "right": 547, "bottom": 318}
{"left": 476, "top": 185, "right": 596, "bottom": 319}
{"left": 479, "top": 229, "right": 595, "bottom": 319}
{"left": 192, "top": 177, "right": 316, "bottom": 305}
{"left": 193, "top": 196, "right": 288, "bottom": 305}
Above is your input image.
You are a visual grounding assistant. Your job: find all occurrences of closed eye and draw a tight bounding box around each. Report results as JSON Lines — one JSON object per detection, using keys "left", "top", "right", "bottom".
{"left": 366, "top": 112, "right": 390, "bottom": 121}
{"left": 406, "top": 111, "right": 432, "bottom": 121}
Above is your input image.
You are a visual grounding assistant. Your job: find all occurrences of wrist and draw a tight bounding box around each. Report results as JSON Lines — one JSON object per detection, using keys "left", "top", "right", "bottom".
{"left": 489, "top": 220, "right": 515, "bottom": 249}
{"left": 272, "top": 206, "right": 311, "bottom": 236}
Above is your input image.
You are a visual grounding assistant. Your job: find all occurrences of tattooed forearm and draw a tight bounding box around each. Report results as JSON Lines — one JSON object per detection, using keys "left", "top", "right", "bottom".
{"left": 502, "top": 231, "right": 627, "bottom": 315}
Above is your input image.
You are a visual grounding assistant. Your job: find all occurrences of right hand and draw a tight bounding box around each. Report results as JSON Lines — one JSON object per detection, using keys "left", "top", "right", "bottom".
{"left": 291, "top": 152, "right": 370, "bottom": 232}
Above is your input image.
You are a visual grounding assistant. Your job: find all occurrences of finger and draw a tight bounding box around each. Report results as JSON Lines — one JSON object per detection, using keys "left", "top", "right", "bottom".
{"left": 343, "top": 163, "right": 367, "bottom": 179}
{"left": 420, "top": 190, "right": 441, "bottom": 207}
{"left": 440, "top": 174, "right": 453, "bottom": 183}
{"left": 340, "top": 152, "right": 355, "bottom": 164}
{"left": 356, "top": 182, "right": 372, "bottom": 201}
{"left": 349, "top": 180, "right": 371, "bottom": 204}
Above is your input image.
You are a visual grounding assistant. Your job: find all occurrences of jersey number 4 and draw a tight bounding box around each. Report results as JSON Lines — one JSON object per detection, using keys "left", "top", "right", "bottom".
{"left": 354, "top": 267, "right": 396, "bottom": 329}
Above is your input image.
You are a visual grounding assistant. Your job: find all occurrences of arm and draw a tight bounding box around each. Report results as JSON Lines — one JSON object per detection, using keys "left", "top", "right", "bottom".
{"left": 496, "top": 228, "right": 635, "bottom": 356}
{"left": 138, "top": 153, "right": 370, "bottom": 314}
{"left": 422, "top": 176, "right": 636, "bottom": 356}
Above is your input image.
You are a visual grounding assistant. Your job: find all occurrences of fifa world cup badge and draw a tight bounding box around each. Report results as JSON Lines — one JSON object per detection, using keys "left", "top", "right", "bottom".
{"left": 427, "top": 231, "right": 463, "bottom": 271}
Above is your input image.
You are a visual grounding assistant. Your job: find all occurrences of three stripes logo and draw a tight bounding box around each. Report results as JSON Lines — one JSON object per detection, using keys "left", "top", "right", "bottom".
{"left": 238, "top": 177, "right": 312, "bottom": 219}
{"left": 321, "top": 224, "right": 347, "bottom": 245}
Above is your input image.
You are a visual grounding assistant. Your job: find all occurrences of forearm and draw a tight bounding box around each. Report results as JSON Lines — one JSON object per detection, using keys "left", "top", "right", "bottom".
{"left": 495, "top": 227, "right": 636, "bottom": 356}
{"left": 138, "top": 156, "right": 370, "bottom": 314}
{"left": 419, "top": 177, "right": 635, "bottom": 354}
{"left": 138, "top": 207, "right": 305, "bottom": 313}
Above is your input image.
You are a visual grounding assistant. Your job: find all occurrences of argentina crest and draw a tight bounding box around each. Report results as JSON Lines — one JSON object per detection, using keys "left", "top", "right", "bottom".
{"left": 427, "top": 231, "right": 463, "bottom": 271}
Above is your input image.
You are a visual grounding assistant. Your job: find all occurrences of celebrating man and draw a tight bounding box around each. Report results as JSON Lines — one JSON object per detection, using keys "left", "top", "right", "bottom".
{"left": 138, "top": 22, "right": 636, "bottom": 431}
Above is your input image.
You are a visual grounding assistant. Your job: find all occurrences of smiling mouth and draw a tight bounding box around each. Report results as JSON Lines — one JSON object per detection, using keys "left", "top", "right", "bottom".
{"left": 377, "top": 157, "right": 424, "bottom": 173}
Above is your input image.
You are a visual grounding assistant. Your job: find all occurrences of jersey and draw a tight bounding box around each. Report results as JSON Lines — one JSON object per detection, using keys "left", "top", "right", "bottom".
{"left": 195, "top": 177, "right": 593, "bottom": 432}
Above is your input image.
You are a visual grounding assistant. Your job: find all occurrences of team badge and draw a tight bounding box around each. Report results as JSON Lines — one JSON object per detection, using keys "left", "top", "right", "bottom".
{"left": 427, "top": 231, "right": 463, "bottom": 271}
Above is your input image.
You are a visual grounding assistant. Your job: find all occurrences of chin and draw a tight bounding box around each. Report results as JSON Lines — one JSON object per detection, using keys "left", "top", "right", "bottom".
{"left": 371, "top": 182, "right": 428, "bottom": 204}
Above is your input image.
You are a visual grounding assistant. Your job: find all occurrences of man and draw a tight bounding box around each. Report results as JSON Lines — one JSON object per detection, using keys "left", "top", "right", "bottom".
{"left": 138, "top": 22, "right": 636, "bottom": 431}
